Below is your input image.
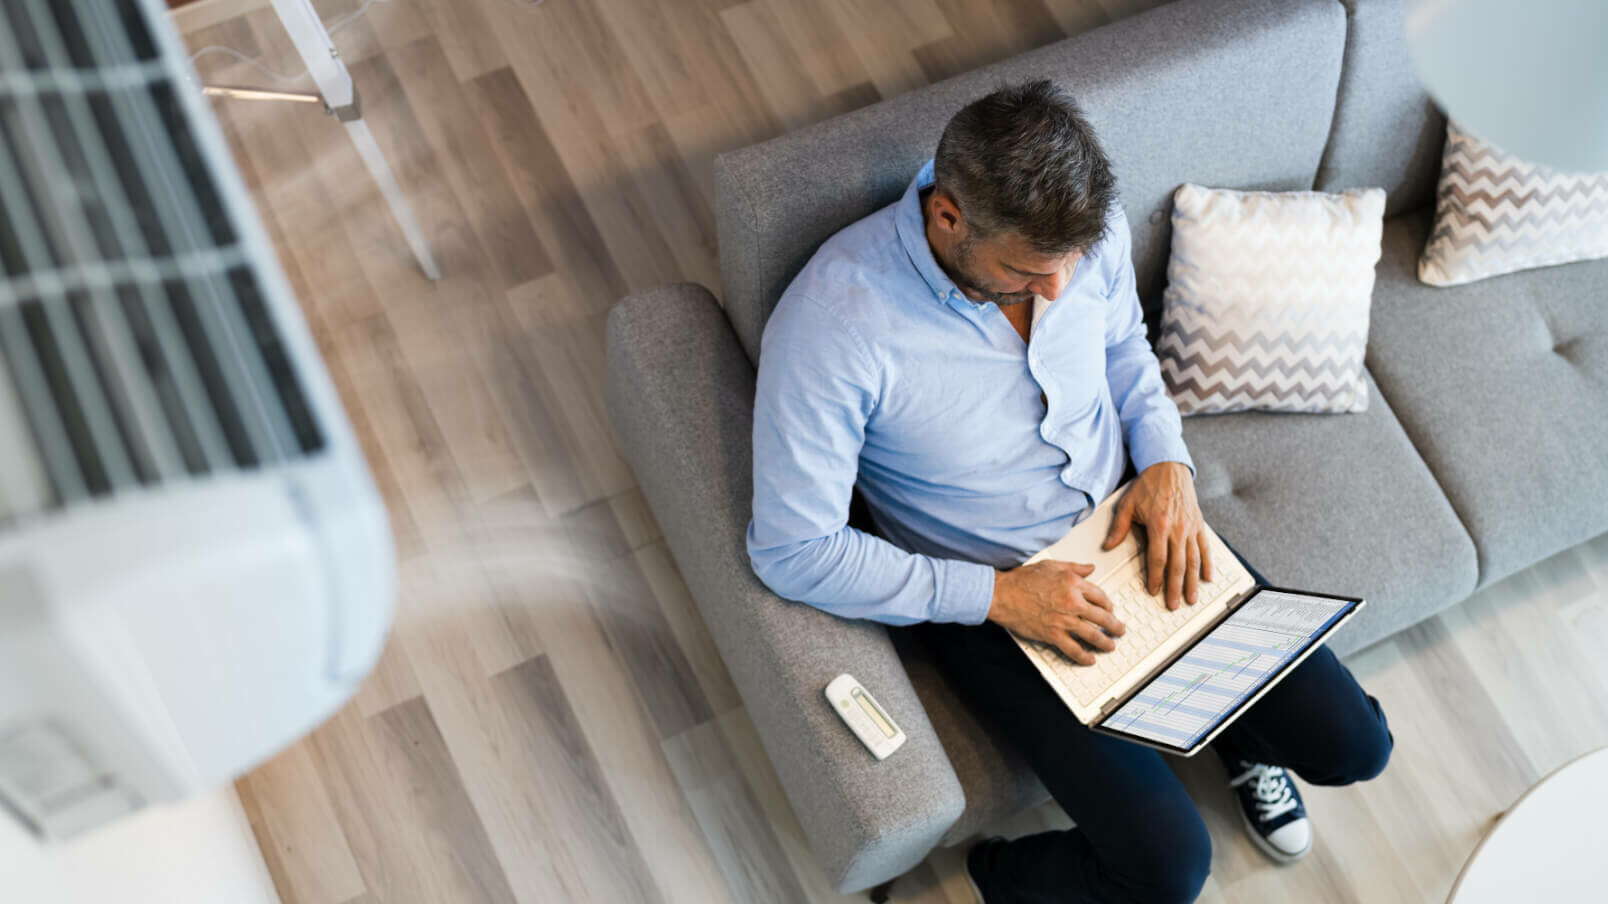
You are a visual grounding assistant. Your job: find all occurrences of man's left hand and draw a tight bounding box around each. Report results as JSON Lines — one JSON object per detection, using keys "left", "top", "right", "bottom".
{"left": 1102, "top": 461, "right": 1214, "bottom": 611}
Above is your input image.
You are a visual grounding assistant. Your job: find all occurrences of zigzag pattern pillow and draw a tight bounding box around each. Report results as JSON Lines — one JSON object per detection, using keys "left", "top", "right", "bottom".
{"left": 1157, "top": 183, "right": 1385, "bottom": 415}
{"left": 1418, "top": 121, "right": 1608, "bottom": 286}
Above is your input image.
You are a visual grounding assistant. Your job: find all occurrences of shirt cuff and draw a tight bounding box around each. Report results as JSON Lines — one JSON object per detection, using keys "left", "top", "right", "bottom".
{"left": 933, "top": 558, "right": 996, "bottom": 625}
{"left": 1129, "top": 423, "right": 1196, "bottom": 479}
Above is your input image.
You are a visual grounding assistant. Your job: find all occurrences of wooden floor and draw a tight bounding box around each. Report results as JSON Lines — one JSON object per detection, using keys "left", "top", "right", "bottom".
{"left": 179, "top": 1, "right": 1608, "bottom": 902}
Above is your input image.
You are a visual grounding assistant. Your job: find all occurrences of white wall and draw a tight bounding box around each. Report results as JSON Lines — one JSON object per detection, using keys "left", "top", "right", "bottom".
{"left": 1, "top": 786, "right": 280, "bottom": 904}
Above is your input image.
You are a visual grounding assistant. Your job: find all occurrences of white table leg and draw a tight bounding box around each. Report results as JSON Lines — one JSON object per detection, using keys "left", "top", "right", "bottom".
{"left": 265, "top": 0, "right": 441, "bottom": 280}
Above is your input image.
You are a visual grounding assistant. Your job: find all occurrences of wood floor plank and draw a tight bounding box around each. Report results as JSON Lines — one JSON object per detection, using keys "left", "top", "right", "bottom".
{"left": 1039, "top": 0, "right": 1112, "bottom": 36}
{"left": 462, "top": 67, "right": 629, "bottom": 309}
{"left": 486, "top": 654, "right": 670, "bottom": 903}
{"left": 351, "top": 632, "right": 425, "bottom": 718}
{"left": 311, "top": 0, "right": 386, "bottom": 64}
{"left": 913, "top": 0, "right": 1064, "bottom": 85}
{"left": 366, "top": 700, "right": 522, "bottom": 904}
{"left": 612, "top": 121, "right": 721, "bottom": 293}
{"left": 1094, "top": 0, "right": 1168, "bottom": 22}
{"left": 398, "top": 606, "right": 600, "bottom": 903}
{"left": 501, "top": 275, "right": 636, "bottom": 508}
{"left": 634, "top": 540, "right": 743, "bottom": 716}
{"left": 662, "top": 718, "right": 813, "bottom": 903}
{"left": 1345, "top": 632, "right": 1525, "bottom": 899}
{"left": 453, "top": 489, "right": 560, "bottom": 674}
{"left": 340, "top": 50, "right": 499, "bottom": 284}
{"left": 710, "top": 706, "right": 885, "bottom": 902}
{"left": 721, "top": 1, "right": 836, "bottom": 135}
{"left": 399, "top": 552, "right": 536, "bottom": 680}
{"left": 1437, "top": 566, "right": 1608, "bottom": 774}
{"left": 406, "top": 0, "right": 508, "bottom": 82}
{"left": 320, "top": 337, "right": 426, "bottom": 559}
{"left": 556, "top": 503, "right": 717, "bottom": 740}
{"left": 236, "top": 742, "right": 368, "bottom": 904}
{"left": 476, "top": 0, "right": 659, "bottom": 138}
{"left": 824, "top": 0, "right": 951, "bottom": 100}
{"left": 463, "top": 296, "right": 597, "bottom": 516}
{"left": 309, "top": 702, "right": 518, "bottom": 904}
{"left": 384, "top": 296, "right": 531, "bottom": 507}
{"left": 607, "top": 486, "right": 663, "bottom": 551}
{"left": 327, "top": 312, "right": 470, "bottom": 530}
{"left": 759, "top": 0, "right": 875, "bottom": 98}
{"left": 656, "top": 5, "right": 788, "bottom": 215}
{"left": 386, "top": 37, "right": 553, "bottom": 291}
{"left": 589, "top": 0, "right": 712, "bottom": 120}
{"left": 489, "top": 53, "right": 684, "bottom": 293}
{"left": 1396, "top": 618, "right": 1540, "bottom": 803}
{"left": 347, "top": 0, "right": 434, "bottom": 53}
{"left": 323, "top": 51, "right": 549, "bottom": 516}
{"left": 525, "top": 548, "right": 736, "bottom": 904}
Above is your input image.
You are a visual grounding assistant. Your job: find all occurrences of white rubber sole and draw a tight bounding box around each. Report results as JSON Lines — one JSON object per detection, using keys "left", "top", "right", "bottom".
{"left": 1238, "top": 805, "right": 1313, "bottom": 864}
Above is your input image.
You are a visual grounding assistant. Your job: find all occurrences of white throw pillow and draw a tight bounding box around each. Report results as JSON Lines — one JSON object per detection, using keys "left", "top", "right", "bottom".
{"left": 1418, "top": 120, "right": 1608, "bottom": 287}
{"left": 1156, "top": 183, "right": 1385, "bottom": 416}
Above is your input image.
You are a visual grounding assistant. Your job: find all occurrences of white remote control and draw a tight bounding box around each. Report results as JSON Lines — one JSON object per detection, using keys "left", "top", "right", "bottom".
{"left": 825, "top": 673, "right": 906, "bottom": 760}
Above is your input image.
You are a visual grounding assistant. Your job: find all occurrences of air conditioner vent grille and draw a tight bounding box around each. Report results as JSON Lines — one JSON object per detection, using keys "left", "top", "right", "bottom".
{"left": 0, "top": 0, "right": 326, "bottom": 521}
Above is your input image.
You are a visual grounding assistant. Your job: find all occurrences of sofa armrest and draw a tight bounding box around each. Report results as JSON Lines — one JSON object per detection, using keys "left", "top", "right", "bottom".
{"left": 605, "top": 283, "right": 965, "bottom": 892}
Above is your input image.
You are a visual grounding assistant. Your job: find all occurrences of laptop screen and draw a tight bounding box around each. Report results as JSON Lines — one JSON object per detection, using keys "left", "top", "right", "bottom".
{"left": 1095, "top": 588, "right": 1361, "bottom": 753}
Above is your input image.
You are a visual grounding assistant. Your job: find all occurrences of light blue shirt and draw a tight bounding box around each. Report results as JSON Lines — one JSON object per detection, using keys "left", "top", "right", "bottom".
{"left": 746, "top": 160, "right": 1194, "bottom": 626}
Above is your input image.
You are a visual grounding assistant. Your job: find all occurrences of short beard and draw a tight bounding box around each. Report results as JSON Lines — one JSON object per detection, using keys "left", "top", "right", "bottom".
{"left": 950, "top": 235, "right": 1036, "bottom": 307}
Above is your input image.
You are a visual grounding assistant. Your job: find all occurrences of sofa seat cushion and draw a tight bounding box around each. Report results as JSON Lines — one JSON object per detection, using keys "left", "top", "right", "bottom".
{"left": 1365, "top": 207, "right": 1608, "bottom": 587}
{"left": 1180, "top": 370, "right": 1478, "bottom": 656}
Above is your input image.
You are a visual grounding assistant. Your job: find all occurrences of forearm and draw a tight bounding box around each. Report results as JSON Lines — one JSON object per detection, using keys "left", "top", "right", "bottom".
{"left": 747, "top": 520, "right": 996, "bottom": 626}
{"left": 1107, "top": 338, "right": 1195, "bottom": 476}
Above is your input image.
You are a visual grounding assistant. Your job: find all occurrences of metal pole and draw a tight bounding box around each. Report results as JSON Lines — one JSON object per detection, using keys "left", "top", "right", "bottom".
{"left": 265, "top": 0, "right": 441, "bottom": 280}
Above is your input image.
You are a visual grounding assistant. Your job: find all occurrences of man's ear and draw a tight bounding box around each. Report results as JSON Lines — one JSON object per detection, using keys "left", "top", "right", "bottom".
{"left": 928, "top": 189, "right": 966, "bottom": 237}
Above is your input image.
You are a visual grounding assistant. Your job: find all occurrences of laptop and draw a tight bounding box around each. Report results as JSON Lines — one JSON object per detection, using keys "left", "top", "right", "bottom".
{"left": 1009, "top": 480, "right": 1364, "bottom": 756}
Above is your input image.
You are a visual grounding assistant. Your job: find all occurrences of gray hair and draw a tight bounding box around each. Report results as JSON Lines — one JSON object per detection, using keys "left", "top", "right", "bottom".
{"left": 933, "top": 80, "right": 1117, "bottom": 255}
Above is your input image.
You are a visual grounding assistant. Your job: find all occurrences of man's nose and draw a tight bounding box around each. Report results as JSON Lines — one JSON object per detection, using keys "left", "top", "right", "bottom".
{"left": 1029, "top": 271, "right": 1068, "bottom": 301}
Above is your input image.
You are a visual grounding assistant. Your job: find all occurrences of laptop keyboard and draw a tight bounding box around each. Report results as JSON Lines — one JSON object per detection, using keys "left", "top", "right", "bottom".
{"left": 1024, "top": 545, "right": 1249, "bottom": 707}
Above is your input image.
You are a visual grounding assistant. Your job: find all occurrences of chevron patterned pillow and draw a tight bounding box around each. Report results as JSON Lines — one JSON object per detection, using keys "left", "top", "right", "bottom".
{"left": 1157, "top": 183, "right": 1386, "bottom": 416}
{"left": 1419, "top": 121, "right": 1608, "bottom": 287}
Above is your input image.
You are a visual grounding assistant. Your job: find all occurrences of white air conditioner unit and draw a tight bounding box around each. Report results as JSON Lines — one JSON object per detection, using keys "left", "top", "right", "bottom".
{"left": 0, "top": 0, "right": 395, "bottom": 840}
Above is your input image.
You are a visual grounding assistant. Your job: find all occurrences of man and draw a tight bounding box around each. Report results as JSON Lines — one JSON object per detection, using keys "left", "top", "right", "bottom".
{"left": 746, "top": 81, "right": 1393, "bottom": 904}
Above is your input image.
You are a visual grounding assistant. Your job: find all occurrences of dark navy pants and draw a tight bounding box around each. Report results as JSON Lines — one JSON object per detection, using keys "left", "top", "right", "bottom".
{"left": 905, "top": 541, "right": 1393, "bottom": 904}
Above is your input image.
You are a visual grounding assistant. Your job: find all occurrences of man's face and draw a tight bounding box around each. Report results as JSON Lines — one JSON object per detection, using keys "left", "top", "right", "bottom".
{"left": 949, "top": 230, "right": 1083, "bottom": 307}
{"left": 924, "top": 188, "right": 1083, "bottom": 307}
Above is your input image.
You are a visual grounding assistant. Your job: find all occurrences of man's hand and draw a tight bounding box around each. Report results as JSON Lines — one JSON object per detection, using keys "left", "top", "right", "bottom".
{"left": 1102, "top": 461, "right": 1215, "bottom": 611}
{"left": 988, "top": 561, "right": 1126, "bottom": 666}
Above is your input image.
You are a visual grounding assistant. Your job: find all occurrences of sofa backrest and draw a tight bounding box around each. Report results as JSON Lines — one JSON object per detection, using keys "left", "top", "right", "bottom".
{"left": 1314, "top": 0, "right": 1448, "bottom": 216}
{"left": 713, "top": 0, "right": 1348, "bottom": 365}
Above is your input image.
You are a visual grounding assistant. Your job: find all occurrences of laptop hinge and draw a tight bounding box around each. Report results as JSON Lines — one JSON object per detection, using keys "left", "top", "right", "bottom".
{"left": 1099, "top": 697, "right": 1122, "bottom": 717}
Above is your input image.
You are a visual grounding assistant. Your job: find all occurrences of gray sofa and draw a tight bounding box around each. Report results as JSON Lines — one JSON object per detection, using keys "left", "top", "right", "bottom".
{"left": 604, "top": 0, "right": 1608, "bottom": 893}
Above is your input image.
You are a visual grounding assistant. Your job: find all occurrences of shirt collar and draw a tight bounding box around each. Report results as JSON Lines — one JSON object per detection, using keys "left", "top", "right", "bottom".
{"left": 894, "top": 159, "right": 967, "bottom": 305}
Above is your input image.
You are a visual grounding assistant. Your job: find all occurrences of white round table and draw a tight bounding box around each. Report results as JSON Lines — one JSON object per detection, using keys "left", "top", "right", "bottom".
{"left": 1448, "top": 746, "right": 1608, "bottom": 903}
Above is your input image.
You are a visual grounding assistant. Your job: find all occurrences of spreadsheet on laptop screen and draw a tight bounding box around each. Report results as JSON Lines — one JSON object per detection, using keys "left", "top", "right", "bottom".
{"left": 1101, "top": 591, "right": 1356, "bottom": 750}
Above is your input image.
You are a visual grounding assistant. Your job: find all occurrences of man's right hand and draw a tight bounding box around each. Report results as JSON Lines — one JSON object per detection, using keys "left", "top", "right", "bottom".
{"left": 988, "top": 561, "right": 1126, "bottom": 666}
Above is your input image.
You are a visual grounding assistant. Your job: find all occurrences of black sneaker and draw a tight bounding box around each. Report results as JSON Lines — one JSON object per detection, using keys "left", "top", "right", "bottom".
{"left": 1227, "top": 761, "right": 1312, "bottom": 863}
{"left": 963, "top": 835, "right": 1005, "bottom": 903}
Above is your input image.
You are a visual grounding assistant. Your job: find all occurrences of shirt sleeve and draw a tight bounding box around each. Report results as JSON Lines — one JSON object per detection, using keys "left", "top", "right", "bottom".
{"left": 1101, "top": 205, "right": 1196, "bottom": 478}
{"left": 746, "top": 292, "right": 997, "bottom": 626}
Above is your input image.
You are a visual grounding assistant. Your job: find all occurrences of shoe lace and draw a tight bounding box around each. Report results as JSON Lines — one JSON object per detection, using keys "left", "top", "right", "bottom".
{"left": 1229, "top": 762, "right": 1298, "bottom": 822}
